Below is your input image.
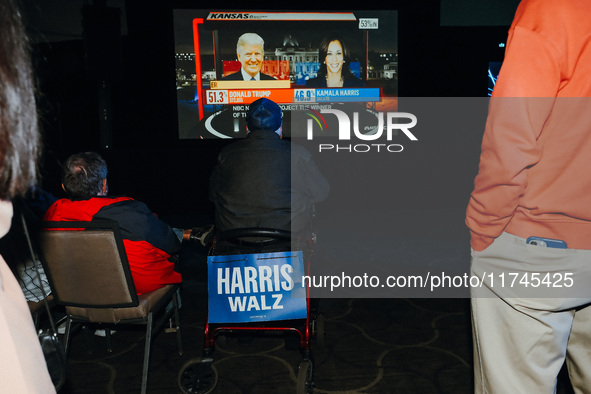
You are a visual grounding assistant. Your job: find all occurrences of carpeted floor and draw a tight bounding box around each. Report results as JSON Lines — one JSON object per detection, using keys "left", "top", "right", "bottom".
{"left": 47, "top": 213, "right": 574, "bottom": 394}
{"left": 52, "top": 235, "right": 475, "bottom": 394}
{"left": 58, "top": 293, "right": 474, "bottom": 393}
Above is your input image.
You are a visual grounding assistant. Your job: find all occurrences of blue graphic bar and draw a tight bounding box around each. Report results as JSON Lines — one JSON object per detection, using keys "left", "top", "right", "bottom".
{"left": 294, "top": 88, "right": 381, "bottom": 103}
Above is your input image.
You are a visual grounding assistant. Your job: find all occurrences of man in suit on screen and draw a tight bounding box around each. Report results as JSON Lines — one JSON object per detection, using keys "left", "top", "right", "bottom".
{"left": 221, "top": 33, "right": 276, "bottom": 81}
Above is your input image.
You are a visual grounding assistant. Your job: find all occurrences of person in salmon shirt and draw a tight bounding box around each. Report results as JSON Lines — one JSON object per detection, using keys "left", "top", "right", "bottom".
{"left": 466, "top": 0, "right": 591, "bottom": 392}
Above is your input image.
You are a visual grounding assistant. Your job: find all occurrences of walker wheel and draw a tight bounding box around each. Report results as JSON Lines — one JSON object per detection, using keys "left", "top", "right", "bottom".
{"left": 296, "top": 359, "right": 313, "bottom": 394}
{"left": 178, "top": 357, "right": 218, "bottom": 394}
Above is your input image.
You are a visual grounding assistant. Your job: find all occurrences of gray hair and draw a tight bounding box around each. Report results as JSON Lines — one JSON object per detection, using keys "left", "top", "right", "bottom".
{"left": 236, "top": 33, "right": 264, "bottom": 55}
{"left": 62, "top": 152, "right": 108, "bottom": 199}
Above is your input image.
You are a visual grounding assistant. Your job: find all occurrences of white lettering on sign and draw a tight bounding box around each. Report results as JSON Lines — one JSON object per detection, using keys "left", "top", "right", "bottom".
{"left": 217, "top": 264, "right": 294, "bottom": 294}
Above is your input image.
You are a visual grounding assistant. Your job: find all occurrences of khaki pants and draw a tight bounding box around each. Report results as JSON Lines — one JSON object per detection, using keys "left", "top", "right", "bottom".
{"left": 470, "top": 232, "right": 591, "bottom": 394}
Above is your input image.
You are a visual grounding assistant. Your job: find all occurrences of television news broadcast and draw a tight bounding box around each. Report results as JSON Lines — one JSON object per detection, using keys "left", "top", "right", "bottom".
{"left": 173, "top": 10, "right": 398, "bottom": 139}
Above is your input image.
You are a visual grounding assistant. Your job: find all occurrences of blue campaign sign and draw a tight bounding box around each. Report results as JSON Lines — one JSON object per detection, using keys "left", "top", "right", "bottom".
{"left": 208, "top": 251, "right": 307, "bottom": 324}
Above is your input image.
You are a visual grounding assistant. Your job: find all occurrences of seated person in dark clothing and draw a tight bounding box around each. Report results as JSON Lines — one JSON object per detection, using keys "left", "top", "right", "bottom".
{"left": 209, "top": 98, "right": 329, "bottom": 249}
{"left": 43, "top": 152, "right": 211, "bottom": 295}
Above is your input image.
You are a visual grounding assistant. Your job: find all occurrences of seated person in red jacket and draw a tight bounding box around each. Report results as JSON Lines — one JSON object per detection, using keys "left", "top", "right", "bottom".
{"left": 43, "top": 152, "right": 184, "bottom": 295}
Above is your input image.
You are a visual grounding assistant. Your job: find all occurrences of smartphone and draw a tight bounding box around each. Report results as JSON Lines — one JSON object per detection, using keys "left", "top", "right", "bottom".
{"left": 526, "top": 236, "right": 568, "bottom": 249}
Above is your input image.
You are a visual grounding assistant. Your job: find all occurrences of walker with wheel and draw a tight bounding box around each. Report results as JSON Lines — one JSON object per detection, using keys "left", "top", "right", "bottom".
{"left": 178, "top": 228, "right": 322, "bottom": 394}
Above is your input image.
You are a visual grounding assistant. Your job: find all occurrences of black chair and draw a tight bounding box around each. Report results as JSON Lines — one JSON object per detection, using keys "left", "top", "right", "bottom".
{"left": 39, "top": 220, "right": 183, "bottom": 394}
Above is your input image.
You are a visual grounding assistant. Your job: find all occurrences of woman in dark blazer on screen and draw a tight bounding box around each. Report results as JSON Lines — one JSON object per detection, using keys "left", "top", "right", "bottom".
{"left": 306, "top": 36, "right": 365, "bottom": 88}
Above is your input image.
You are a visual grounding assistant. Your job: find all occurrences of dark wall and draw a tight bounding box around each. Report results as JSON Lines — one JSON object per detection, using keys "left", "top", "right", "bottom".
{"left": 32, "top": 0, "right": 512, "bottom": 217}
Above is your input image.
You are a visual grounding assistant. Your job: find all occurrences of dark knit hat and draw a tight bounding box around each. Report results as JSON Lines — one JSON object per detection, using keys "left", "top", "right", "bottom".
{"left": 246, "top": 98, "right": 282, "bottom": 132}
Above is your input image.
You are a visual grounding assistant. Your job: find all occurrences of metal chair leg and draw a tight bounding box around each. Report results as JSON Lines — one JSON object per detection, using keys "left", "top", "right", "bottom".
{"left": 173, "top": 291, "right": 183, "bottom": 355}
{"left": 141, "top": 312, "right": 153, "bottom": 394}
{"left": 105, "top": 328, "right": 113, "bottom": 352}
{"left": 64, "top": 317, "right": 73, "bottom": 355}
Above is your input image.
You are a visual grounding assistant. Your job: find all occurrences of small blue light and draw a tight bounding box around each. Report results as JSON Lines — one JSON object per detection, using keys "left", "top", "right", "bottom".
{"left": 499, "top": 43, "right": 506, "bottom": 48}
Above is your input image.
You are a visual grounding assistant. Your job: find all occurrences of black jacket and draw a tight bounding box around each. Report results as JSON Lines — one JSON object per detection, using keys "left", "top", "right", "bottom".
{"left": 209, "top": 130, "right": 329, "bottom": 233}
